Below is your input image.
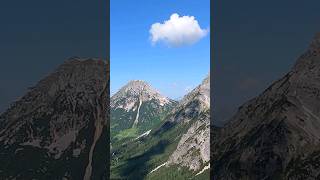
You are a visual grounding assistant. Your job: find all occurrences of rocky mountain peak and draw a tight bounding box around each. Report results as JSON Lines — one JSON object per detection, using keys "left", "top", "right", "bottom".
{"left": 110, "top": 80, "right": 177, "bottom": 135}
{"left": 155, "top": 74, "right": 210, "bottom": 132}
{"left": 0, "top": 58, "right": 109, "bottom": 179}
{"left": 293, "top": 32, "right": 320, "bottom": 72}
{"left": 179, "top": 74, "right": 210, "bottom": 111}
{"left": 223, "top": 33, "right": 320, "bottom": 140}
{"left": 0, "top": 57, "right": 107, "bottom": 146}
{"left": 212, "top": 33, "right": 320, "bottom": 179}
{"left": 122, "top": 80, "right": 153, "bottom": 95}
{"left": 309, "top": 32, "right": 320, "bottom": 50}
{"left": 1, "top": 58, "right": 107, "bottom": 129}
{"left": 111, "top": 80, "right": 171, "bottom": 109}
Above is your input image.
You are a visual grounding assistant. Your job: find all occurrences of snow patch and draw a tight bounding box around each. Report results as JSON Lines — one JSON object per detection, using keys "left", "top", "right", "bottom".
{"left": 132, "top": 97, "right": 143, "bottom": 128}
{"left": 135, "top": 130, "right": 152, "bottom": 140}
{"left": 159, "top": 97, "right": 169, "bottom": 106}
{"left": 195, "top": 164, "right": 210, "bottom": 176}
{"left": 20, "top": 139, "right": 42, "bottom": 148}
{"left": 149, "top": 162, "right": 167, "bottom": 174}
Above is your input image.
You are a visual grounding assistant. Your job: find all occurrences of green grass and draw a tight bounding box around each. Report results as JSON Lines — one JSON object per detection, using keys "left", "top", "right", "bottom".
{"left": 146, "top": 165, "right": 210, "bottom": 180}
{"left": 114, "top": 128, "right": 139, "bottom": 141}
{"left": 111, "top": 107, "right": 210, "bottom": 180}
{"left": 111, "top": 118, "right": 196, "bottom": 179}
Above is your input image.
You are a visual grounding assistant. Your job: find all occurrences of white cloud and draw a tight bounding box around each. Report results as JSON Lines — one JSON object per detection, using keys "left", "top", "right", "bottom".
{"left": 149, "top": 13, "right": 209, "bottom": 47}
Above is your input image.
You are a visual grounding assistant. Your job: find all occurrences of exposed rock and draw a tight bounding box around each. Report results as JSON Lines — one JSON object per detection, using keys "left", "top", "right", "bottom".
{"left": 111, "top": 80, "right": 177, "bottom": 139}
{"left": 111, "top": 80, "right": 172, "bottom": 110}
{"left": 167, "top": 75, "right": 210, "bottom": 171}
{"left": 167, "top": 111, "right": 209, "bottom": 171}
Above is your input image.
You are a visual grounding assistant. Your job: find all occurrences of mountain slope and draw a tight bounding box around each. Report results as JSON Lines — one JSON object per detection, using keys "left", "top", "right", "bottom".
{"left": 165, "top": 75, "right": 210, "bottom": 171}
{"left": 111, "top": 75, "right": 210, "bottom": 180}
{"left": 111, "top": 80, "right": 177, "bottom": 142}
{"left": 212, "top": 33, "right": 320, "bottom": 179}
{"left": 0, "top": 57, "right": 109, "bottom": 180}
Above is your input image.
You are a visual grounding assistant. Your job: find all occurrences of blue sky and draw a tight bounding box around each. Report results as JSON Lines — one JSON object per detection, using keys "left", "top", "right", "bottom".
{"left": 111, "top": 0, "right": 210, "bottom": 99}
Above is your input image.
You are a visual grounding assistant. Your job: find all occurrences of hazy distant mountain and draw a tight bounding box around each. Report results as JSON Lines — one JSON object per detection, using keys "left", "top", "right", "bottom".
{"left": 212, "top": 33, "right": 320, "bottom": 179}
{"left": 0, "top": 58, "right": 109, "bottom": 180}
{"left": 111, "top": 80, "right": 177, "bottom": 142}
{"left": 111, "top": 75, "right": 210, "bottom": 180}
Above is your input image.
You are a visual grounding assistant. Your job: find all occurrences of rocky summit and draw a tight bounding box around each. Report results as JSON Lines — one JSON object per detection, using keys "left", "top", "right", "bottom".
{"left": 111, "top": 80, "right": 177, "bottom": 142}
{"left": 212, "top": 33, "right": 320, "bottom": 179}
{"left": 111, "top": 75, "right": 210, "bottom": 180}
{"left": 0, "top": 57, "right": 109, "bottom": 180}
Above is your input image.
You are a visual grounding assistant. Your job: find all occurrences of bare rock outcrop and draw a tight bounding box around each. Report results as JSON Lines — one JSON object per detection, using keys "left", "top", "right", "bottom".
{"left": 167, "top": 75, "right": 210, "bottom": 171}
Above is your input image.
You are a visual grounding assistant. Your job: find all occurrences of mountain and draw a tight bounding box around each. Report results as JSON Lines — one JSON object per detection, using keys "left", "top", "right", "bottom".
{"left": 111, "top": 75, "right": 210, "bottom": 180}
{"left": 212, "top": 33, "right": 320, "bottom": 179}
{"left": 165, "top": 75, "right": 210, "bottom": 173}
{"left": 0, "top": 57, "right": 109, "bottom": 180}
{"left": 111, "top": 80, "right": 177, "bottom": 142}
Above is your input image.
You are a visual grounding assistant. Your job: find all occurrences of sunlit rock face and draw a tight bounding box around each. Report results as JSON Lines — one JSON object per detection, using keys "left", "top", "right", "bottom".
{"left": 110, "top": 80, "right": 177, "bottom": 139}
{"left": 166, "top": 75, "right": 210, "bottom": 171}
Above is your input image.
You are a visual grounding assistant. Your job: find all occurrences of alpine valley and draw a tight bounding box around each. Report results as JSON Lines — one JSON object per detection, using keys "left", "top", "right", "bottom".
{"left": 111, "top": 75, "right": 210, "bottom": 180}
{"left": 0, "top": 58, "right": 109, "bottom": 180}
{"left": 212, "top": 33, "right": 320, "bottom": 179}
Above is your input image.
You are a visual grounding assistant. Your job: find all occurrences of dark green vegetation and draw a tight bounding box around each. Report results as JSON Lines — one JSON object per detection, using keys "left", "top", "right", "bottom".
{"left": 111, "top": 110, "right": 209, "bottom": 180}
{"left": 0, "top": 130, "right": 89, "bottom": 179}
{"left": 0, "top": 125, "right": 109, "bottom": 180}
{"left": 146, "top": 164, "right": 209, "bottom": 180}
{"left": 111, "top": 107, "right": 137, "bottom": 134}
{"left": 111, "top": 98, "right": 176, "bottom": 143}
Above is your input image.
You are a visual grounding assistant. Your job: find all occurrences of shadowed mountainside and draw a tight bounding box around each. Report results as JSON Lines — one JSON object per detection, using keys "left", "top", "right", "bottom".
{"left": 212, "top": 33, "right": 320, "bottom": 179}
{"left": 0, "top": 57, "right": 109, "bottom": 180}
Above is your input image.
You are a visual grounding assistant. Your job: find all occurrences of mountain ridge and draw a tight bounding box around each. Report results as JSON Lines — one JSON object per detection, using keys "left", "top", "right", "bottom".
{"left": 0, "top": 57, "right": 109, "bottom": 180}
{"left": 111, "top": 80, "right": 173, "bottom": 111}
{"left": 212, "top": 33, "right": 320, "bottom": 179}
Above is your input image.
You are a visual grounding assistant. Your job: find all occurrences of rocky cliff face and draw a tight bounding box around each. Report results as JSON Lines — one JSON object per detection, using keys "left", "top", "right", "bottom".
{"left": 212, "top": 33, "right": 320, "bottom": 179}
{"left": 111, "top": 80, "right": 176, "bottom": 141}
{"left": 0, "top": 57, "right": 109, "bottom": 180}
{"left": 166, "top": 75, "right": 210, "bottom": 172}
